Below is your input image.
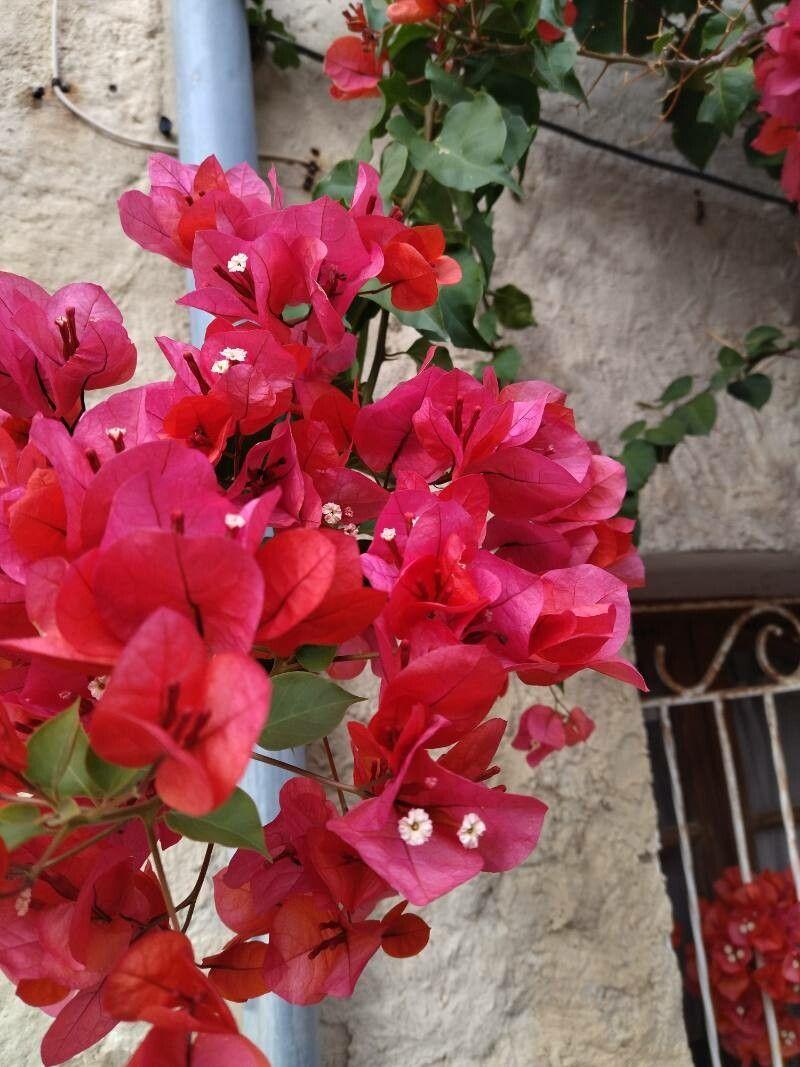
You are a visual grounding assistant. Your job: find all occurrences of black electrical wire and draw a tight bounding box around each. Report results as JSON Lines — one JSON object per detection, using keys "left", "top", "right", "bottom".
{"left": 268, "top": 31, "right": 792, "bottom": 211}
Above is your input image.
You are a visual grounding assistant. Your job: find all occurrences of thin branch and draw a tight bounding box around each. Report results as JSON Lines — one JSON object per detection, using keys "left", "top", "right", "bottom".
{"left": 322, "top": 737, "right": 349, "bottom": 815}
{"left": 181, "top": 844, "right": 214, "bottom": 933}
{"left": 38, "top": 823, "right": 122, "bottom": 871}
{"left": 144, "top": 819, "right": 180, "bottom": 932}
{"left": 399, "top": 99, "right": 436, "bottom": 215}
{"left": 364, "top": 309, "right": 391, "bottom": 403}
{"left": 251, "top": 751, "right": 367, "bottom": 798}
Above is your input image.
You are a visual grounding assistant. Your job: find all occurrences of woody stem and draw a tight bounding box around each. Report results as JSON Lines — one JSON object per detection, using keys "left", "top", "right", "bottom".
{"left": 251, "top": 751, "right": 367, "bottom": 798}
{"left": 144, "top": 818, "right": 180, "bottom": 932}
{"left": 322, "top": 736, "right": 349, "bottom": 815}
{"left": 181, "top": 844, "right": 214, "bottom": 933}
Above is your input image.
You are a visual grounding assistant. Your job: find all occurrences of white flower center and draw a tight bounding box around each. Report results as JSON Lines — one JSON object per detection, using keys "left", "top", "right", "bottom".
{"left": 457, "top": 812, "right": 486, "bottom": 850}
{"left": 321, "top": 502, "right": 343, "bottom": 527}
{"left": 211, "top": 359, "right": 230, "bottom": 375}
{"left": 88, "top": 675, "right": 109, "bottom": 701}
{"left": 105, "top": 427, "right": 126, "bottom": 441}
{"left": 398, "top": 808, "right": 433, "bottom": 847}
{"left": 227, "top": 252, "right": 248, "bottom": 273}
{"left": 225, "top": 513, "right": 246, "bottom": 530}
{"left": 380, "top": 527, "right": 397, "bottom": 542}
{"left": 220, "top": 346, "right": 247, "bottom": 362}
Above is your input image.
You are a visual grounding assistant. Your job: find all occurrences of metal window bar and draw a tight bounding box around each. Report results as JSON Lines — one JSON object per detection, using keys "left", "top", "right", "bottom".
{"left": 638, "top": 599, "right": 800, "bottom": 1067}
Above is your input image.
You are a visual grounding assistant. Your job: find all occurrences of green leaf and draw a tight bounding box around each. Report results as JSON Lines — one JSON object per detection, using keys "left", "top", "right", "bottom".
{"left": 728, "top": 373, "right": 773, "bottom": 409}
{"left": 659, "top": 375, "right": 693, "bottom": 405}
{"left": 25, "top": 704, "right": 94, "bottom": 799}
{"left": 494, "top": 284, "right": 535, "bottom": 330}
{"left": 701, "top": 12, "right": 744, "bottom": 53}
{"left": 387, "top": 94, "right": 521, "bottom": 194}
{"left": 718, "top": 346, "right": 746, "bottom": 372}
{"left": 620, "top": 439, "right": 657, "bottom": 492}
{"left": 620, "top": 419, "right": 647, "bottom": 442}
{"left": 438, "top": 251, "right": 492, "bottom": 351}
{"left": 502, "top": 110, "right": 535, "bottom": 169}
{"left": 697, "top": 60, "right": 755, "bottom": 137}
{"left": 295, "top": 645, "right": 337, "bottom": 673}
{"left": 259, "top": 673, "right": 363, "bottom": 751}
{"left": 675, "top": 391, "right": 717, "bottom": 435}
{"left": 485, "top": 344, "right": 522, "bottom": 385}
{"left": 407, "top": 339, "right": 453, "bottom": 370}
{"left": 744, "top": 325, "right": 783, "bottom": 357}
{"left": 653, "top": 28, "right": 677, "bottom": 55}
{"left": 533, "top": 40, "right": 582, "bottom": 98}
{"left": 362, "top": 284, "right": 448, "bottom": 340}
{"left": 425, "top": 59, "right": 473, "bottom": 106}
{"left": 314, "top": 159, "right": 359, "bottom": 202}
{"left": 0, "top": 804, "right": 43, "bottom": 851}
{"left": 166, "top": 788, "right": 266, "bottom": 853}
{"left": 643, "top": 414, "right": 686, "bottom": 446}
{"left": 85, "top": 751, "right": 146, "bottom": 798}
{"left": 379, "top": 142, "right": 408, "bottom": 203}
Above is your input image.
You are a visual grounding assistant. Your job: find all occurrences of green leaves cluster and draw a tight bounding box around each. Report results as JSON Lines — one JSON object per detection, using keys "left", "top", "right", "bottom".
{"left": 618, "top": 325, "right": 797, "bottom": 533}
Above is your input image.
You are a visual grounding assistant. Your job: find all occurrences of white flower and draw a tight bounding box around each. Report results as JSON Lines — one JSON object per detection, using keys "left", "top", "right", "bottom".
{"left": 211, "top": 359, "right": 230, "bottom": 375}
{"left": 227, "top": 252, "right": 248, "bottom": 273}
{"left": 14, "top": 887, "right": 31, "bottom": 918}
{"left": 88, "top": 675, "right": 109, "bottom": 701}
{"left": 342, "top": 523, "right": 358, "bottom": 537}
{"left": 398, "top": 808, "right": 433, "bottom": 847}
{"left": 225, "top": 513, "right": 246, "bottom": 530}
{"left": 321, "top": 502, "right": 343, "bottom": 527}
{"left": 220, "top": 346, "right": 247, "bottom": 362}
{"left": 457, "top": 812, "right": 486, "bottom": 850}
{"left": 380, "top": 527, "right": 397, "bottom": 542}
{"left": 105, "top": 427, "right": 126, "bottom": 441}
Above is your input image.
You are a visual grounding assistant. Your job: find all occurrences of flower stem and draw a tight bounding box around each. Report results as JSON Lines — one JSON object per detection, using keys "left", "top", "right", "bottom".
{"left": 251, "top": 750, "right": 366, "bottom": 798}
{"left": 322, "top": 736, "right": 349, "bottom": 815}
{"left": 181, "top": 844, "right": 214, "bottom": 934}
{"left": 144, "top": 818, "right": 180, "bottom": 932}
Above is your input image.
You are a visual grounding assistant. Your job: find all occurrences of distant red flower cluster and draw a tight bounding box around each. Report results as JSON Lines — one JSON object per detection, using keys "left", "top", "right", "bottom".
{"left": 0, "top": 150, "right": 642, "bottom": 1065}
{"left": 753, "top": 0, "right": 800, "bottom": 202}
{"left": 682, "top": 867, "right": 800, "bottom": 1066}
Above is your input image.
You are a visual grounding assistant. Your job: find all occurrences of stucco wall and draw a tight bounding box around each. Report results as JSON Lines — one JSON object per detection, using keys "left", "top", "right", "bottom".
{"left": 2, "top": 0, "right": 797, "bottom": 1064}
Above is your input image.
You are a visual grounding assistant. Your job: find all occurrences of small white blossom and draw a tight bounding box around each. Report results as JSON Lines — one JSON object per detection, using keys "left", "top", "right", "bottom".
{"left": 225, "top": 513, "right": 246, "bottom": 530}
{"left": 457, "top": 812, "right": 486, "bottom": 850}
{"left": 220, "top": 346, "right": 248, "bottom": 362}
{"left": 227, "top": 252, "right": 248, "bottom": 273}
{"left": 105, "top": 427, "right": 126, "bottom": 441}
{"left": 15, "top": 888, "right": 31, "bottom": 918}
{"left": 398, "top": 808, "right": 433, "bottom": 847}
{"left": 342, "top": 522, "right": 358, "bottom": 537}
{"left": 88, "top": 675, "right": 109, "bottom": 701}
{"left": 380, "top": 527, "right": 397, "bottom": 542}
{"left": 321, "top": 502, "right": 343, "bottom": 527}
{"left": 211, "top": 359, "right": 230, "bottom": 375}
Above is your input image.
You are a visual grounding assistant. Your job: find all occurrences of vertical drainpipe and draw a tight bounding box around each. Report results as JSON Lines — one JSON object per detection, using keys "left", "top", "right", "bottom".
{"left": 170, "top": 4, "right": 320, "bottom": 1064}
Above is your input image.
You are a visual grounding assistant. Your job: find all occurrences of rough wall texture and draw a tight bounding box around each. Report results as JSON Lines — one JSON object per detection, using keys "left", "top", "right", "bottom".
{"left": 2, "top": 0, "right": 797, "bottom": 1063}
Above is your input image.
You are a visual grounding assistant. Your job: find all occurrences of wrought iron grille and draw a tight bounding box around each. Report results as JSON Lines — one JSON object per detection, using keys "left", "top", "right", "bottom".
{"left": 634, "top": 598, "right": 800, "bottom": 1067}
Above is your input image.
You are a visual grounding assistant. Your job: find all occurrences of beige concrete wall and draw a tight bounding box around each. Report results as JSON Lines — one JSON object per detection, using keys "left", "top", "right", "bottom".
{"left": 3, "top": 0, "right": 797, "bottom": 1063}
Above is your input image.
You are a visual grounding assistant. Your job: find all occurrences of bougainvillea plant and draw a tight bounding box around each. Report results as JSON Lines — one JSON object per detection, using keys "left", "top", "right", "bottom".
{"left": 677, "top": 866, "right": 800, "bottom": 1065}
{"left": 0, "top": 149, "right": 646, "bottom": 1065}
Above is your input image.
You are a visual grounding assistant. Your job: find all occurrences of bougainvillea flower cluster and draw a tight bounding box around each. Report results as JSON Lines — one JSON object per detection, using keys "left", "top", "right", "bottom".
{"left": 753, "top": 0, "right": 800, "bottom": 202}
{"left": 0, "top": 152, "right": 642, "bottom": 1066}
{"left": 680, "top": 866, "right": 800, "bottom": 1065}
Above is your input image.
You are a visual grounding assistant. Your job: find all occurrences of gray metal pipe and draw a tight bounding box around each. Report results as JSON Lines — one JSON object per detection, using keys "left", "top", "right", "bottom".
{"left": 170, "top": 4, "right": 320, "bottom": 1063}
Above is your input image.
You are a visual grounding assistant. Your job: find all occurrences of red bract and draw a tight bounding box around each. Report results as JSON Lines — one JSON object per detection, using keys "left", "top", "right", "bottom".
{"left": 537, "top": 0, "right": 577, "bottom": 41}
{"left": 90, "top": 609, "right": 270, "bottom": 815}
{"left": 330, "top": 723, "right": 547, "bottom": 905}
{"left": 256, "top": 527, "right": 385, "bottom": 655}
{"left": 386, "top": 0, "right": 464, "bottom": 24}
{"left": 103, "top": 931, "right": 237, "bottom": 1033}
{"left": 379, "top": 226, "right": 462, "bottom": 311}
{"left": 118, "top": 153, "right": 281, "bottom": 268}
{"left": 683, "top": 866, "right": 800, "bottom": 1066}
{"left": 128, "top": 1029, "right": 271, "bottom": 1067}
{"left": 324, "top": 37, "right": 384, "bottom": 100}
{"left": 0, "top": 276, "right": 136, "bottom": 424}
